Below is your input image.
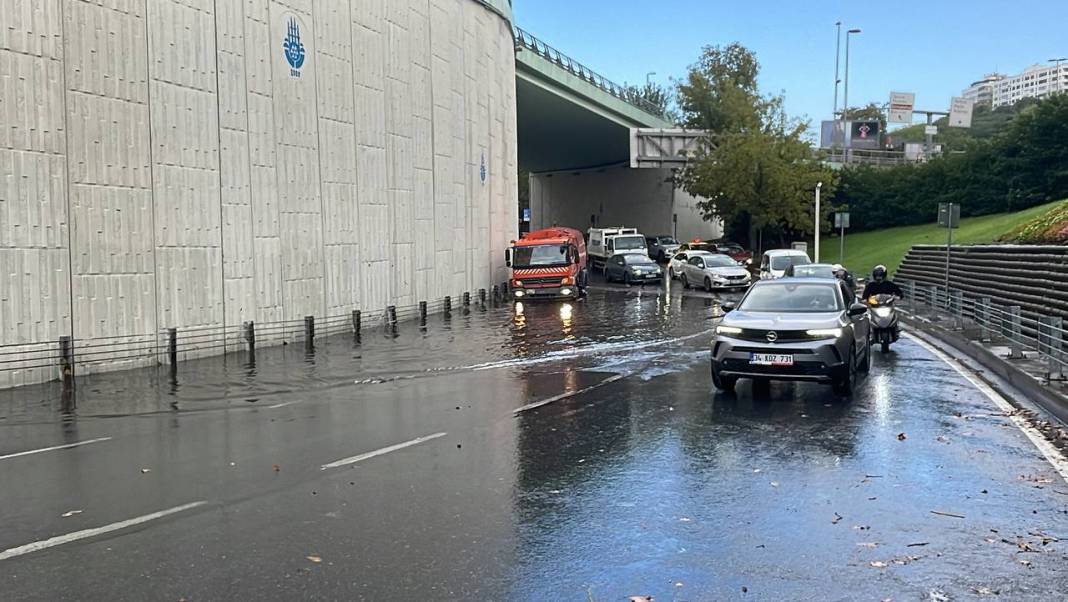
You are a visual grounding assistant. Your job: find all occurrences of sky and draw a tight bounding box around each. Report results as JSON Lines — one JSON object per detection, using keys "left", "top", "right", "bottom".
{"left": 513, "top": 0, "right": 1068, "bottom": 128}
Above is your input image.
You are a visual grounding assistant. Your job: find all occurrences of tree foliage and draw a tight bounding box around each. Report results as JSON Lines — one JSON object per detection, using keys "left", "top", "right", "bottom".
{"left": 623, "top": 82, "right": 676, "bottom": 121}
{"left": 836, "top": 94, "right": 1068, "bottom": 231}
{"left": 677, "top": 43, "right": 836, "bottom": 246}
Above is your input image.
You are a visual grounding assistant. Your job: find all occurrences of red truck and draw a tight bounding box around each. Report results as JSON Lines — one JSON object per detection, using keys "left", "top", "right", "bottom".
{"left": 505, "top": 227, "right": 588, "bottom": 300}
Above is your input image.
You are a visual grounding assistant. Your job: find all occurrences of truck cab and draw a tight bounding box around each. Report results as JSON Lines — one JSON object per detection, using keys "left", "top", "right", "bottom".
{"left": 587, "top": 227, "right": 647, "bottom": 273}
{"left": 505, "top": 227, "right": 588, "bottom": 300}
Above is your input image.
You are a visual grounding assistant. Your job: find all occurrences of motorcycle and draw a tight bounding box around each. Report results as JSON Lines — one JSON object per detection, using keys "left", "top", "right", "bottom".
{"left": 867, "top": 294, "right": 900, "bottom": 352}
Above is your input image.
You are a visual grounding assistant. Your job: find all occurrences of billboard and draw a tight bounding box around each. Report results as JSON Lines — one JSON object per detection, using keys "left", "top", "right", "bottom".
{"left": 820, "top": 120, "right": 847, "bottom": 148}
{"left": 850, "top": 121, "right": 881, "bottom": 149}
{"left": 889, "top": 91, "right": 915, "bottom": 124}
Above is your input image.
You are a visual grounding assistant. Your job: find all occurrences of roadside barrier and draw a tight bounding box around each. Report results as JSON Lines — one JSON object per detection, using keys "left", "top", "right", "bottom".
{"left": 897, "top": 245, "right": 1067, "bottom": 381}
{"left": 0, "top": 282, "right": 513, "bottom": 391}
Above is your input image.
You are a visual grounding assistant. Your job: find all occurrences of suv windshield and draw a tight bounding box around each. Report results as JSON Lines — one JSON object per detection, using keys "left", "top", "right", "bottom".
{"left": 740, "top": 282, "right": 842, "bottom": 313}
{"left": 612, "top": 235, "right": 647, "bottom": 251}
{"left": 512, "top": 244, "right": 570, "bottom": 267}
{"left": 770, "top": 255, "right": 811, "bottom": 271}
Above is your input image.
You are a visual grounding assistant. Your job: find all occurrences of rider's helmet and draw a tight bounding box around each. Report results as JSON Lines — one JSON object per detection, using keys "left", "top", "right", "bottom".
{"left": 832, "top": 263, "right": 846, "bottom": 279}
{"left": 872, "top": 265, "right": 888, "bottom": 282}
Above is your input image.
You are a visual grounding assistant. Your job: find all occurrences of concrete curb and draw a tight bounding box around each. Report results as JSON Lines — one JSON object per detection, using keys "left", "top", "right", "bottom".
{"left": 902, "top": 313, "right": 1068, "bottom": 425}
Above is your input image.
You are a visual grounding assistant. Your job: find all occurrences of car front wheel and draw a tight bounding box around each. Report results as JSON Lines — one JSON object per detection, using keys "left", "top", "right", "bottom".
{"left": 833, "top": 348, "right": 857, "bottom": 396}
{"left": 681, "top": 274, "right": 689, "bottom": 289}
{"left": 711, "top": 363, "right": 736, "bottom": 392}
{"left": 704, "top": 277, "right": 713, "bottom": 292}
{"left": 859, "top": 335, "right": 872, "bottom": 373}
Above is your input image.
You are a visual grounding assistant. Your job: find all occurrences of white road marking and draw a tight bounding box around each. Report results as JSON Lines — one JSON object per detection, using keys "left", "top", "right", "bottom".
{"left": 513, "top": 374, "right": 626, "bottom": 415}
{"left": 320, "top": 432, "right": 448, "bottom": 470}
{"left": 905, "top": 333, "right": 1068, "bottom": 483}
{"left": 267, "top": 401, "right": 297, "bottom": 409}
{"left": 0, "top": 437, "right": 113, "bottom": 462}
{"left": 0, "top": 501, "right": 207, "bottom": 561}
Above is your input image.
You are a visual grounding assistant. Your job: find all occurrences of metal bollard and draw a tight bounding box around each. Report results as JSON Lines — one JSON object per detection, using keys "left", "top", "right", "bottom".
{"left": 244, "top": 321, "right": 256, "bottom": 353}
{"left": 949, "top": 289, "right": 963, "bottom": 329}
{"left": 352, "top": 310, "right": 362, "bottom": 335}
{"left": 463, "top": 292, "right": 470, "bottom": 306}
{"left": 502, "top": 281, "right": 509, "bottom": 294}
{"left": 167, "top": 327, "right": 178, "bottom": 369}
{"left": 419, "top": 301, "right": 427, "bottom": 326}
{"left": 478, "top": 288, "right": 486, "bottom": 305}
{"left": 304, "top": 316, "right": 315, "bottom": 350}
{"left": 443, "top": 295, "right": 452, "bottom": 317}
{"left": 977, "top": 297, "right": 992, "bottom": 341}
{"left": 1007, "top": 306, "right": 1023, "bottom": 359}
{"left": 59, "top": 335, "right": 74, "bottom": 385}
{"left": 387, "top": 306, "right": 398, "bottom": 328}
{"left": 1049, "top": 316, "right": 1064, "bottom": 380}
{"left": 492, "top": 285, "right": 500, "bottom": 303}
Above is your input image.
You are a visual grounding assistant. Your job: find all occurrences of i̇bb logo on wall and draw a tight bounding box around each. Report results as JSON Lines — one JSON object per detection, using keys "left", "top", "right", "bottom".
{"left": 281, "top": 13, "right": 306, "bottom": 78}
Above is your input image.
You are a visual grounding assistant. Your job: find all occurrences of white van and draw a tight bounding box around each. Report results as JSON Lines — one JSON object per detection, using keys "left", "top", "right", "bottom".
{"left": 587, "top": 227, "right": 648, "bottom": 272}
{"left": 759, "top": 249, "right": 812, "bottom": 280}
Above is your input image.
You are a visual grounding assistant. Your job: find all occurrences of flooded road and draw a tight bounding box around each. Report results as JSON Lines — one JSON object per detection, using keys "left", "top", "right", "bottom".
{"left": 2, "top": 283, "right": 1067, "bottom": 600}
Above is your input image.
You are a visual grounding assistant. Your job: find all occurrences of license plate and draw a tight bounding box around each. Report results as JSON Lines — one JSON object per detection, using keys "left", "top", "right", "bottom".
{"left": 750, "top": 353, "right": 794, "bottom": 366}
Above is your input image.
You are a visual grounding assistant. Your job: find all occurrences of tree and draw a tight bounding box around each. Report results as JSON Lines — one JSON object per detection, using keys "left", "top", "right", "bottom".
{"left": 677, "top": 43, "right": 837, "bottom": 247}
{"left": 623, "top": 82, "right": 676, "bottom": 121}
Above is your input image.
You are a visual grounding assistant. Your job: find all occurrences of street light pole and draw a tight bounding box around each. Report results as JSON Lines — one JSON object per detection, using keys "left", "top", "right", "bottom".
{"left": 842, "top": 28, "right": 861, "bottom": 163}
{"left": 833, "top": 22, "right": 842, "bottom": 119}
{"left": 815, "top": 182, "right": 823, "bottom": 262}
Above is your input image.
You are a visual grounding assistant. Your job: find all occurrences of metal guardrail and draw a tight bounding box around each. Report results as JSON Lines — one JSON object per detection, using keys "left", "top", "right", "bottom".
{"left": 823, "top": 148, "right": 910, "bottom": 166}
{"left": 512, "top": 26, "right": 667, "bottom": 119}
{"left": 0, "top": 284, "right": 513, "bottom": 391}
{"left": 900, "top": 279, "right": 1066, "bottom": 382}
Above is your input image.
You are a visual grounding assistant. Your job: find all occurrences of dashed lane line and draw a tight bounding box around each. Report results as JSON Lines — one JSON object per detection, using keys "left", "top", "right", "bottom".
{"left": 0, "top": 501, "right": 208, "bottom": 561}
{"left": 513, "top": 373, "right": 627, "bottom": 415}
{"left": 320, "top": 432, "right": 448, "bottom": 470}
{"left": 0, "top": 437, "right": 113, "bottom": 462}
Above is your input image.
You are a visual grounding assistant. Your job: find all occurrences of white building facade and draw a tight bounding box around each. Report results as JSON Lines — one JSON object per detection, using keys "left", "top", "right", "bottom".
{"left": 990, "top": 63, "right": 1068, "bottom": 107}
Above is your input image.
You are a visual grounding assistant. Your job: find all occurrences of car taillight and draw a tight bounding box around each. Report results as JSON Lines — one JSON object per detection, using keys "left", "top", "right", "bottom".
{"left": 561, "top": 276, "right": 574, "bottom": 285}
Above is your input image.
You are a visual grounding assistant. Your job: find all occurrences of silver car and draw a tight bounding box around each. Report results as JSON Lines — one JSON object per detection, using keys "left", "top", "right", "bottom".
{"left": 710, "top": 278, "right": 872, "bottom": 396}
{"left": 679, "top": 253, "right": 751, "bottom": 291}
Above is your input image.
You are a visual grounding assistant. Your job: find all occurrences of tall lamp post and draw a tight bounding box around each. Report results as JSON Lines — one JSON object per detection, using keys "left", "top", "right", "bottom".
{"left": 1050, "top": 58, "right": 1066, "bottom": 93}
{"left": 814, "top": 182, "right": 823, "bottom": 262}
{"left": 842, "top": 28, "right": 861, "bottom": 163}
{"left": 833, "top": 22, "right": 842, "bottom": 119}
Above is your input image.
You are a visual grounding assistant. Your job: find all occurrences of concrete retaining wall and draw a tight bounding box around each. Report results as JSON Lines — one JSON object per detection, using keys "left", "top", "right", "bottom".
{"left": 0, "top": 0, "right": 518, "bottom": 388}
{"left": 528, "top": 166, "right": 721, "bottom": 241}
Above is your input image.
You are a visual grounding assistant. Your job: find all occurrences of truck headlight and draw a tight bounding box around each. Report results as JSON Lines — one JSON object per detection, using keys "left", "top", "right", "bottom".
{"left": 805, "top": 328, "right": 842, "bottom": 338}
{"left": 514, "top": 290, "right": 525, "bottom": 298}
{"left": 560, "top": 288, "right": 572, "bottom": 296}
{"left": 873, "top": 307, "right": 892, "bottom": 318}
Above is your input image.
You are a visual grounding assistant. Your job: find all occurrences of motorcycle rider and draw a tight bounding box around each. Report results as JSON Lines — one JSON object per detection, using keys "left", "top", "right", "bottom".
{"left": 832, "top": 264, "right": 858, "bottom": 300}
{"left": 861, "top": 264, "right": 904, "bottom": 299}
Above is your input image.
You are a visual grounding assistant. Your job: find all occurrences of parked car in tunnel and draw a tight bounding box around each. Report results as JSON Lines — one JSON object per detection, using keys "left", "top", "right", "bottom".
{"left": 710, "top": 279, "right": 872, "bottom": 396}
{"left": 604, "top": 252, "right": 664, "bottom": 285}
{"left": 645, "top": 235, "right": 681, "bottom": 262}
{"left": 679, "top": 253, "right": 751, "bottom": 291}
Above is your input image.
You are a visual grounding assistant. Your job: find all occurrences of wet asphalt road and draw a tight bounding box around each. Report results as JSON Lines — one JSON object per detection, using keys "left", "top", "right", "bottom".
{"left": 2, "top": 281, "right": 1068, "bottom": 601}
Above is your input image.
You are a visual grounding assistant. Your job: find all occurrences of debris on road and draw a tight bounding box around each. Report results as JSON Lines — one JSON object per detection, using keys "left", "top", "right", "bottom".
{"left": 870, "top": 561, "right": 888, "bottom": 568}
{"left": 273, "top": 464, "right": 281, "bottom": 472}
{"left": 897, "top": 433, "right": 907, "bottom": 441}
{"left": 832, "top": 512, "right": 843, "bottom": 524}
{"left": 140, "top": 468, "right": 151, "bottom": 474}
{"left": 972, "top": 586, "right": 999, "bottom": 595}
{"left": 627, "top": 596, "right": 653, "bottom": 602}
{"left": 930, "top": 510, "right": 966, "bottom": 519}
{"left": 61, "top": 509, "right": 83, "bottom": 518}
{"left": 306, "top": 555, "right": 322, "bottom": 563}
{"left": 907, "top": 542, "right": 930, "bottom": 547}
{"left": 856, "top": 542, "right": 878, "bottom": 548}
{"left": 770, "top": 481, "right": 779, "bottom": 487}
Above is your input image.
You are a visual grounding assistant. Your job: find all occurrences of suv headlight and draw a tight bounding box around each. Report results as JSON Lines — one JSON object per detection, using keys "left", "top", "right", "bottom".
{"left": 716, "top": 325, "right": 743, "bottom": 335}
{"left": 805, "top": 328, "right": 842, "bottom": 338}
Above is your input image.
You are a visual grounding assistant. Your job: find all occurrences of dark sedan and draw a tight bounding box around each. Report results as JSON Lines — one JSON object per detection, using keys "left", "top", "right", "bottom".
{"left": 710, "top": 279, "right": 871, "bottom": 396}
{"left": 605, "top": 252, "right": 664, "bottom": 285}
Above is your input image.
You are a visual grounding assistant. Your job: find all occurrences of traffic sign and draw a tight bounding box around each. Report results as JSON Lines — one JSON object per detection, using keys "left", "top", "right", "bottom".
{"left": 938, "top": 203, "right": 960, "bottom": 228}
{"left": 889, "top": 91, "right": 915, "bottom": 124}
{"left": 948, "top": 97, "right": 974, "bottom": 128}
{"left": 924, "top": 125, "right": 938, "bottom": 136}
{"left": 834, "top": 212, "right": 850, "bottom": 229}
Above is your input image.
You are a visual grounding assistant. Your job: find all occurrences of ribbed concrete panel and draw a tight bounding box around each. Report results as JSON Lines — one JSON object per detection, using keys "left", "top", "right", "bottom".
{"left": 1, "top": 0, "right": 518, "bottom": 385}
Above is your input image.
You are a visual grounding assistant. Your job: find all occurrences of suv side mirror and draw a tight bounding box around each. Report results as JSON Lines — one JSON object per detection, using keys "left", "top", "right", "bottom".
{"left": 848, "top": 302, "right": 868, "bottom": 317}
{"left": 504, "top": 248, "right": 512, "bottom": 267}
{"left": 721, "top": 301, "right": 736, "bottom": 312}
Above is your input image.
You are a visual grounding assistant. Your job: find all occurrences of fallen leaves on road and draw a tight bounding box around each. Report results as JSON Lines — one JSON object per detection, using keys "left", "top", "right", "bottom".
{"left": 61, "top": 510, "right": 83, "bottom": 518}
{"left": 930, "top": 510, "right": 966, "bottom": 519}
{"left": 936, "top": 435, "right": 949, "bottom": 443}
{"left": 929, "top": 590, "right": 950, "bottom": 601}
{"left": 831, "top": 513, "right": 843, "bottom": 525}
{"left": 869, "top": 561, "right": 888, "bottom": 568}
{"left": 897, "top": 432, "right": 907, "bottom": 441}
{"left": 1018, "top": 474, "right": 1053, "bottom": 484}
{"left": 306, "top": 555, "right": 322, "bottom": 563}
{"left": 1019, "top": 559, "right": 1032, "bottom": 568}
{"left": 870, "top": 555, "right": 923, "bottom": 568}
{"left": 140, "top": 468, "right": 151, "bottom": 474}
{"left": 972, "top": 586, "right": 999, "bottom": 596}
{"left": 770, "top": 481, "right": 779, "bottom": 488}
{"left": 853, "top": 525, "right": 871, "bottom": 531}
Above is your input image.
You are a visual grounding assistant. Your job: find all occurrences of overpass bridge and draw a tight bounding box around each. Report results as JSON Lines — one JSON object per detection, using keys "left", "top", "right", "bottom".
{"left": 511, "top": 28, "right": 719, "bottom": 243}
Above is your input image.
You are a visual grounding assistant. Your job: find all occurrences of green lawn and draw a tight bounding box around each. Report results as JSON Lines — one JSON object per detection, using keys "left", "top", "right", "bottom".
{"left": 826, "top": 201, "right": 1064, "bottom": 278}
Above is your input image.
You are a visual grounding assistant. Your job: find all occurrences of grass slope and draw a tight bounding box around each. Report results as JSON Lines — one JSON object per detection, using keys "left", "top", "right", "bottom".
{"left": 832, "top": 200, "right": 1063, "bottom": 278}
